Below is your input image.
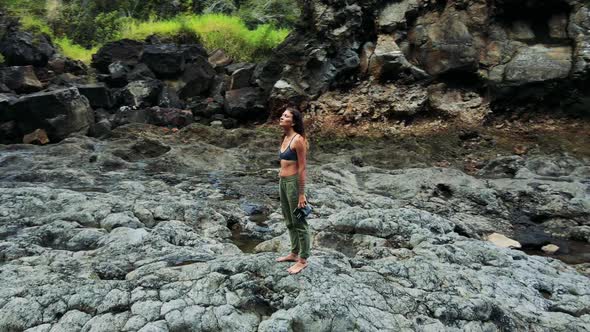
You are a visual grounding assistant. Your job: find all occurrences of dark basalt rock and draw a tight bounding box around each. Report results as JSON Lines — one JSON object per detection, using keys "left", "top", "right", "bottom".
{"left": 0, "top": 120, "right": 18, "bottom": 144}
{"left": 99, "top": 63, "right": 157, "bottom": 88}
{"left": 228, "top": 63, "right": 256, "bottom": 90}
{"left": 91, "top": 39, "right": 145, "bottom": 74}
{"left": 224, "top": 87, "right": 266, "bottom": 119}
{"left": 0, "top": 93, "right": 16, "bottom": 118}
{"left": 0, "top": 30, "right": 55, "bottom": 67}
{"left": 158, "top": 85, "right": 184, "bottom": 109}
{"left": 141, "top": 44, "right": 188, "bottom": 78}
{"left": 0, "top": 83, "right": 12, "bottom": 94}
{"left": 47, "top": 54, "right": 88, "bottom": 76}
{"left": 76, "top": 83, "right": 113, "bottom": 109}
{"left": 48, "top": 73, "right": 88, "bottom": 88}
{"left": 112, "top": 106, "right": 193, "bottom": 128}
{"left": 103, "top": 61, "right": 132, "bottom": 88}
{"left": 147, "top": 106, "right": 193, "bottom": 128}
{"left": 9, "top": 87, "right": 94, "bottom": 142}
{"left": 126, "top": 63, "right": 156, "bottom": 82}
{"left": 89, "top": 118, "right": 112, "bottom": 139}
{"left": 0, "top": 66, "right": 43, "bottom": 94}
{"left": 178, "top": 44, "right": 209, "bottom": 63}
{"left": 178, "top": 56, "right": 216, "bottom": 99}
{"left": 139, "top": 43, "right": 209, "bottom": 79}
{"left": 115, "top": 80, "right": 163, "bottom": 108}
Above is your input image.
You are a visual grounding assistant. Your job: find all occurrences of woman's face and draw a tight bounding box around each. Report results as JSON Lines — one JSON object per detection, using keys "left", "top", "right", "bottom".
{"left": 279, "top": 110, "right": 294, "bottom": 129}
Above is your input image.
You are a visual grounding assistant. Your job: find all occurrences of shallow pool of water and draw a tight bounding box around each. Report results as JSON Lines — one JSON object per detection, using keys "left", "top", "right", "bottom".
{"left": 521, "top": 239, "right": 590, "bottom": 265}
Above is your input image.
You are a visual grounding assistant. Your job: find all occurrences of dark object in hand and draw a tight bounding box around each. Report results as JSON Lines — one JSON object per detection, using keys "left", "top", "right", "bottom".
{"left": 293, "top": 204, "right": 312, "bottom": 222}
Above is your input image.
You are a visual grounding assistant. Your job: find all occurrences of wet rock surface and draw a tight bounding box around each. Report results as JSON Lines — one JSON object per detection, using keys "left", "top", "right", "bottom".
{"left": 1, "top": 124, "right": 589, "bottom": 331}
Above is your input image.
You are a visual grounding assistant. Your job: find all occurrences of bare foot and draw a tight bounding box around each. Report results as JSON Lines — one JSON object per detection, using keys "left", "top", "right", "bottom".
{"left": 276, "top": 253, "right": 298, "bottom": 262}
{"left": 288, "top": 260, "right": 308, "bottom": 274}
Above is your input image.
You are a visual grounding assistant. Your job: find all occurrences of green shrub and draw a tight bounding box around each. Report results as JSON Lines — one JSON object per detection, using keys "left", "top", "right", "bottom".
{"left": 237, "top": 0, "right": 300, "bottom": 29}
{"left": 0, "top": 53, "right": 5, "bottom": 64}
{"left": 0, "top": 0, "right": 46, "bottom": 16}
{"left": 19, "top": 14, "right": 53, "bottom": 36}
{"left": 202, "top": 0, "right": 238, "bottom": 15}
{"left": 94, "top": 11, "right": 125, "bottom": 44}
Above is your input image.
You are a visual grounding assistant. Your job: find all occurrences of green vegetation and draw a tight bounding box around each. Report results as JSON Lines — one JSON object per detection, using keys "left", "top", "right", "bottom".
{"left": 121, "top": 14, "right": 288, "bottom": 61}
{"left": 236, "top": 0, "right": 300, "bottom": 29}
{"left": 0, "top": 0, "right": 296, "bottom": 63}
{"left": 19, "top": 15, "right": 53, "bottom": 36}
{"left": 54, "top": 37, "right": 99, "bottom": 64}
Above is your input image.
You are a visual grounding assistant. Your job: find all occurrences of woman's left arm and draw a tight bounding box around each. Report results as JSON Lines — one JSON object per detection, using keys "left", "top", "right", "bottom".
{"left": 295, "top": 136, "right": 307, "bottom": 208}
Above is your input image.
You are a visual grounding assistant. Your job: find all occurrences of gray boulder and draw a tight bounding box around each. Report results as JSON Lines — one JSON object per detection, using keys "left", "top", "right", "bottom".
{"left": 228, "top": 63, "right": 256, "bottom": 90}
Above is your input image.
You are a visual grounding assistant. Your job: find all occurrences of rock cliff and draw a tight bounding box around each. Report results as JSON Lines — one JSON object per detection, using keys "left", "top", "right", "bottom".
{"left": 262, "top": 0, "right": 590, "bottom": 119}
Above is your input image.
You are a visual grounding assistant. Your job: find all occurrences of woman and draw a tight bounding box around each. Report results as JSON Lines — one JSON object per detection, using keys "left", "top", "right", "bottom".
{"left": 275, "top": 106, "right": 310, "bottom": 274}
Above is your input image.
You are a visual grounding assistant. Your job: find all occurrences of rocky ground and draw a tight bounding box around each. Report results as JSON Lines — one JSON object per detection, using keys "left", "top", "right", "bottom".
{"left": 0, "top": 122, "right": 589, "bottom": 331}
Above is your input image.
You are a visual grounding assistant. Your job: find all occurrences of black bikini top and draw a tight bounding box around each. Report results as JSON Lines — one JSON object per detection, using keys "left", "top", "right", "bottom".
{"left": 279, "top": 134, "right": 298, "bottom": 161}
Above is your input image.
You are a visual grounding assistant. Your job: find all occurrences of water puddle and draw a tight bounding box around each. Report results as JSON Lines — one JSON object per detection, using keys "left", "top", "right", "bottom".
{"left": 228, "top": 213, "right": 269, "bottom": 253}
{"left": 511, "top": 215, "right": 590, "bottom": 265}
{"left": 512, "top": 227, "right": 590, "bottom": 265}
{"left": 230, "top": 228, "right": 264, "bottom": 253}
{"left": 521, "top": 239, "right": 590, "bottom": 265}
{"left": 249, "top": 214, "right": 269, "bottom": 227}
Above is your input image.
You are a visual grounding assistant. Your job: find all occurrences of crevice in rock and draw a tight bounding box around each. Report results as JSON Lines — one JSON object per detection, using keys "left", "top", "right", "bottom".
{"left": 530, "top": 214, "right": 551, "bottom": 224}
{"left": 435, "top": 70, "right": 487, "bottom": 90}
{"left": 548, "top": 305, "right": 590, "bottom": 318}
{"left": 453, "top": 224, "right": 472, "bottom": 238}
{"left": 492, "top": 0, "right": 572, "bottom": 45}
{"left": 537, "top": 289, "right": 552, "bottom": 299}
{"left": 433, "top": 183, "right": 453, "bottom": 198}
{"left": 106, "top": 304, "right": 131, "bottom": 315}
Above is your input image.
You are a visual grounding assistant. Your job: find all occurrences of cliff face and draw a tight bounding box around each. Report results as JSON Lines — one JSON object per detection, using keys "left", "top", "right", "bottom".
{"left": 261, "top": 0, "right": 590, "bottom": 118}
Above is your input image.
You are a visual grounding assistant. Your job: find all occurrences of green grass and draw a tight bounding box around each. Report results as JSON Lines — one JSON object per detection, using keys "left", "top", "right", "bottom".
{"left": 54, "top": 37, "right": 99, "bottom": 64}
{"left": 119, "top": 14, "right": 289, "bottom": 62}
{"left": 11, "top": 12, "right": 288, "bottom": 64}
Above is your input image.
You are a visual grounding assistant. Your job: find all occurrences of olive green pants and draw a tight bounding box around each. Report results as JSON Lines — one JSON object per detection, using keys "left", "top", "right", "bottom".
{"left": 279, "top": 174, "right": 311, "bottom": 259}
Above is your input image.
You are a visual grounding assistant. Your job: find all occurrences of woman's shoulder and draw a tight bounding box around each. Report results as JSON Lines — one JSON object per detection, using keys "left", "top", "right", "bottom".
{"left": 293, "top": 134, "right": 306, "bottom": 147}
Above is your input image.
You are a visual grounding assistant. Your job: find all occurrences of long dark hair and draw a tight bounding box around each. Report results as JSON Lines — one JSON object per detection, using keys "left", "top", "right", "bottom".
{"left": 281, "top": 105, "right": 309, "bottom": 150}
